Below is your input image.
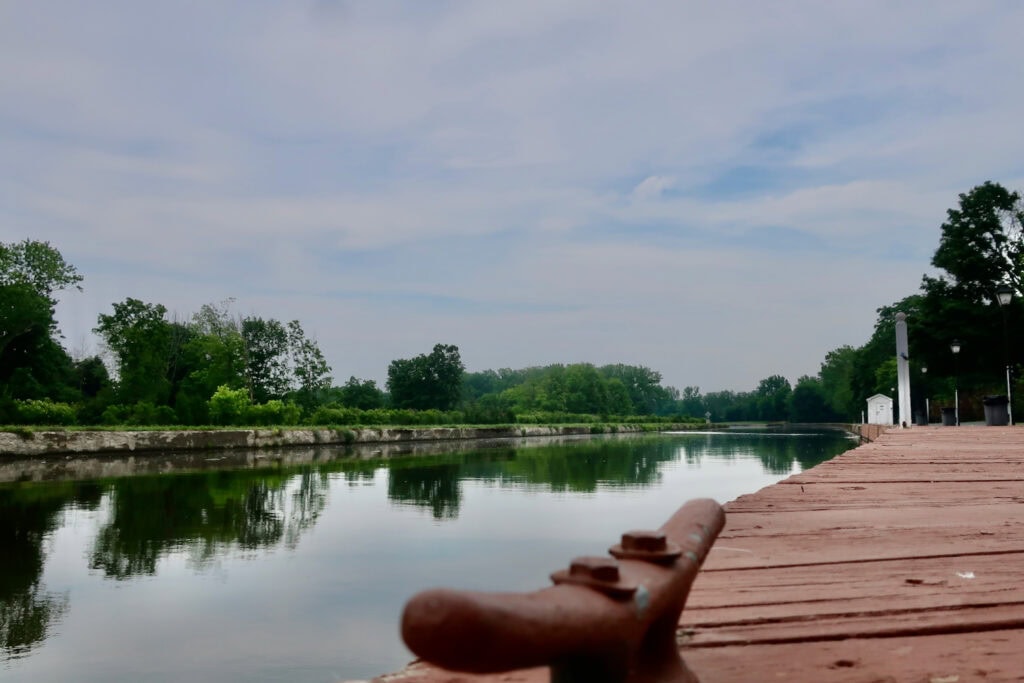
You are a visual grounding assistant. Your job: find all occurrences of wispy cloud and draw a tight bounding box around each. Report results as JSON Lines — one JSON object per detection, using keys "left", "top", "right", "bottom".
{"left": 5, "top": 1, "right": 1024, "bottom": 391}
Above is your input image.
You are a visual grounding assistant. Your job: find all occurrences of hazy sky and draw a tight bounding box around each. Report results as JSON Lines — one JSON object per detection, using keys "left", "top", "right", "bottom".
{"left": 4, "top": 1, "right": 1024, "bottom": 392}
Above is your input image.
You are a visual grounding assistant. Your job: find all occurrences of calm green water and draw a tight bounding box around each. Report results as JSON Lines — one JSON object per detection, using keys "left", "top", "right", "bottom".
{"left": 0, "top": 429, "right": 856, "bottom": 682}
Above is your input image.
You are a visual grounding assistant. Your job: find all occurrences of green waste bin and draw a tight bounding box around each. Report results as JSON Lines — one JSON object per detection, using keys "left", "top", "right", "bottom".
{"left": 941, "top": 407, "right": 956, "bottom": 426}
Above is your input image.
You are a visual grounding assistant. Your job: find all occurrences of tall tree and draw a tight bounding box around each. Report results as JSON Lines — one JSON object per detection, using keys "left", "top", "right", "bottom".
{"left": 789, "top": 376, "right": 836, "bottom": 423}
{"left": 387, "top": 343, "right": 464, "bottom": 411}
{"left": 0, "top": 239, "right": 82, "bottom": 305}
{"left": 286, "top": 320, "right": 332, "bottom": 409}
{"left": 755, "top": 375, "right": 792, "bottom": 421}
{"left": 0, "top": 241, "right": 82, "bottom": 403}
{"left": 928, "top": 181, "right": 1024, "bottom": 303}
{"left": 241, "top": 317, "right": 291, "bottom": 402}
{"left": 94, "top": 299, "right": 174, "bottom": 405}
{"left": 337, "top": 376, "right": 385, "bottom": 410}
{"left": 818, "top": 346, "right": 859, "bottom": 420}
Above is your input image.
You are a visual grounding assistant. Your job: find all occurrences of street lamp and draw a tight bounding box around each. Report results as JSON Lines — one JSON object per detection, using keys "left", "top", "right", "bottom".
{"left": 951, "top": 339, "right": 962, "bottom": 426}
{"left": 997, "top": 284, "right": 1014, "bottom": 425}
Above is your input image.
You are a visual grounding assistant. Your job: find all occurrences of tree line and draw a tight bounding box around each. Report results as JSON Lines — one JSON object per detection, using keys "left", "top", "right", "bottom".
{"left": 4, "top": 181, "right": 1021, "bottom": 428}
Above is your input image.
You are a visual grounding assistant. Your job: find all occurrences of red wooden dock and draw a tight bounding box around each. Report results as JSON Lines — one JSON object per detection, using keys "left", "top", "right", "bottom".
{"left": 374, "top": 426, "right": 1024, "bottom": 682}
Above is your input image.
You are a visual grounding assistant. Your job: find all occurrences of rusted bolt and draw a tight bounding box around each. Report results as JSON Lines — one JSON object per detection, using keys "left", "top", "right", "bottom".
{"left": 551, "top": 556, "right": 637, "bottom": 598}
{"left": 570, "top": 556, "right": 620, "bottom": 582}
{"left": 624, "top": 530, "right": 667, "bottom": 552}
{"left": 610, "top": 529, "right": 683, "bottom": 564}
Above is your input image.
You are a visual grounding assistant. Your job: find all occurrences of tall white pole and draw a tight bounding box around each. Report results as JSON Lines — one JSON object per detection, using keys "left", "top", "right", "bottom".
{"left": 895, "top": 312, "right": 912, "bottom": 427}
{"left": 1007, "top": 366, "right": 1014, "bottom": 426}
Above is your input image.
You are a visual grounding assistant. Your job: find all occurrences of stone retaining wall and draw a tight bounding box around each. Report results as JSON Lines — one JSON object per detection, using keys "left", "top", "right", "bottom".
{"left": 0, "top": 425, "right": 654, "bottom": 458}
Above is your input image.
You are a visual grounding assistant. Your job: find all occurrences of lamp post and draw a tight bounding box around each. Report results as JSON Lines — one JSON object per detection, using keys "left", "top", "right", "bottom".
{"left": 922, "top": 365, "right": 929, "bottom": 424}
{"left": 997, "top": 284, "right": 1014, "bottom": 425}
{"left": 951, "top": 339, "right": 962, "bottom": 426}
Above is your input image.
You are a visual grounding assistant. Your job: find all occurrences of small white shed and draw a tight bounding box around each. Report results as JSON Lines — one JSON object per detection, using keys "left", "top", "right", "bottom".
{"left": 866, "top": 394, "right": 894, "bottom": 425}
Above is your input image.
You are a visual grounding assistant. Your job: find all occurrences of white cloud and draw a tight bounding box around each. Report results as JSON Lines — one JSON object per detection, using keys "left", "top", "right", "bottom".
{"left": 6, "top": 1, "right": 1024, "bottom": 392}
{"left": 631, "top": 176, "right": 675, "bottom": 201}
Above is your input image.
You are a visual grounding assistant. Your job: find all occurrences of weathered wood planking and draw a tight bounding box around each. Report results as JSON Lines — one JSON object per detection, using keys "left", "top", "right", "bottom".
{"left": 682, "top": 426, "right": 1024, "bottom": 682}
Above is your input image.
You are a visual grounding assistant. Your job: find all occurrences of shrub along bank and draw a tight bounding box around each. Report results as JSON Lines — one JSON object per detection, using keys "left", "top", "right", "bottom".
{"left": 4, "top": 391, "right": 705, "bottom": 430}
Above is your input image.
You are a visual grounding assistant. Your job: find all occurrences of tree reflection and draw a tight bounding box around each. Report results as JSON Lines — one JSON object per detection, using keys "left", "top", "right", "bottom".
{"left": 0, "top": 483, "right": 100, "bottom": 658}
{"left": 494, "top": 439, "right": 678, "bottom": 492}
{"left": 387, "top": 464, "right": 461, "bottom": 519}
{"left": 382, "top": 438, "right": 682, "bottom": 518}
{"left": 90, "top": 468, "right": 330, "bottom": 579}
{"left": 671, "top": 431, "right": 853, "bottom": 476}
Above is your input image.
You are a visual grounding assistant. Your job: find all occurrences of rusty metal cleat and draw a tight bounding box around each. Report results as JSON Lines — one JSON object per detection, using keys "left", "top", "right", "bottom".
{"left": 401, "top": 497, "right": 725, "bottom": 683}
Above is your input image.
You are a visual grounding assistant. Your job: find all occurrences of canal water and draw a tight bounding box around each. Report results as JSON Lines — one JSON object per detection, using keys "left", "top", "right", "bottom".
{"left": 0, "top": 429, "right": 857, "bottom": 682}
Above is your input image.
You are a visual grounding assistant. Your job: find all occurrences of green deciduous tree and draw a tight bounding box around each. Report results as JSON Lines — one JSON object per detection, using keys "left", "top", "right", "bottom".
{"left": 928, "top": 181, "right": 1024, "bottom": 303}
{"left": 755, "top": 375, "right": 792, "bottom": 421}
{"left": 337, "top": 376, "right": 385, "bottom": 410}
{"left": 0, "top": 241, "right": 82, "bottom": 406}
{"left": 0, "top": 239, "right": 82, "bottom": 305}
{"left": 818, "top": 346, "right": 858, "bottom": 420}
{"left": 94, "top": 298, "right": 175, "bottom": 406}
{"left": 387, "top": 343, "right": 465, "bottom": 411}
{"left": 789, "top": 376, "right": 838, "bottom": 423}
{"left": 286, "top": 320, "right": 332, "bottom": 409}
{"left": 0, "top": 284, "right": 77, "bottom": 404}
{"left": 241, "top": 317, "right": 291, "bottom": 402}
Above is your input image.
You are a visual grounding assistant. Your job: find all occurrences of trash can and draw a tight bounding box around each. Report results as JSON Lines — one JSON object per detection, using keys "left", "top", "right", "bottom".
{"left": 915, "top": 411, "right": 928, "bottom": 426}
{"left": 983, "top": 395, "right": 1010, "bottom": 426}
{"left": 941, "top": 407, "right": 957, "bottom": 426}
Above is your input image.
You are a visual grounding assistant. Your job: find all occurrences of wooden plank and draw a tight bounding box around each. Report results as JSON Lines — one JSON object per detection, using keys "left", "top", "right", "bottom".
{"left": 685, "top": 629, "right": 1024, "bottom": 683}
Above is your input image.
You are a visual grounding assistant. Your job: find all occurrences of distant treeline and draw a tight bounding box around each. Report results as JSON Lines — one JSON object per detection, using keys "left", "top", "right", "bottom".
{"left": 5, "top": 182, "right": 1022, "bottom": 428}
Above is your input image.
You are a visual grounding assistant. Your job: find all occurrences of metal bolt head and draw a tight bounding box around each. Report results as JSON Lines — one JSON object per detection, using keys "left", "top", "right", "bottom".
{"left": 621, "top": 530, "right": 667, "bottom": 553}
{"left": 569, "top": 556, "right": 620, "bottom": 583}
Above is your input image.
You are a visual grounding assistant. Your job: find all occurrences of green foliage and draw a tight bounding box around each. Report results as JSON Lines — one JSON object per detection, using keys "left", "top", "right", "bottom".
{"left": 94, "top": 298, "right": 175, "bottom": 405}
{"left": 207, "top": 385, "right": 252, "bottom": 426}
{"left": 286, "top": 320, "right": 333, "bottom": 409}
{"left": 100, "top": 402, "right": 177, "bottom": 426}
{"left": 0, "top": 239, "right": 82, "bottom": 304}
{"left": 465, "top": 362, "right": 681, "bottom": 418}
{"left": 73, "top": 356, "right": 110, "bottom": 398}
{"left": 598, "top": 364, "right": 676, "bottom": 415}
{"left": 755, "top": 375, "right": 792, "bottom": 421}
{"left": 241, "top": 317, "right": 290, "bottom": 401}
{"left": 461, "top": 393, "right": 515, "bottom": 424}
{"left": 929, "top": 181, "right": 1024, "bottom": 302}
{"left": 336, "top": 376, "right": 386, "bottom": 410}
{"left": 818, "top": 346, "right": 858, "bottom": 420}
{"left": 788, "top": 377, "right": 840, "bottom": 423}
{"left": 0, "top": 284, "right": 78, "bottom": 403}
{"left": 388, "top": 343, "right": 464, "bottom": 411}
{"left": 244, "top": 400, "right": 301, "bottom": 426}
{"left": 13, "top": 399, "right": 77, "bottom": 426}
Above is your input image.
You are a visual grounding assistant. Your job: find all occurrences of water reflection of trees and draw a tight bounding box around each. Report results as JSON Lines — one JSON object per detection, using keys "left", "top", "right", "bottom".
{"left": 0, "top": 483, "right": 101, "bottom": 658}
{"left": 483, "top": 440, "right": 678, "bottom": 492}
{"left": 90, "top": 468, "right": 330, "bottom": 579}
{"left": 387, "top": 464, "right": 462, "bottom": 520}
{"left": 675, "top": 432, "right": 851, "bottom": 475}
{"left": 382, "top": 438, "right": 682, "bottom": 518}
{"left": 3, "top": 432, "right": 855, "bottom": 613}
